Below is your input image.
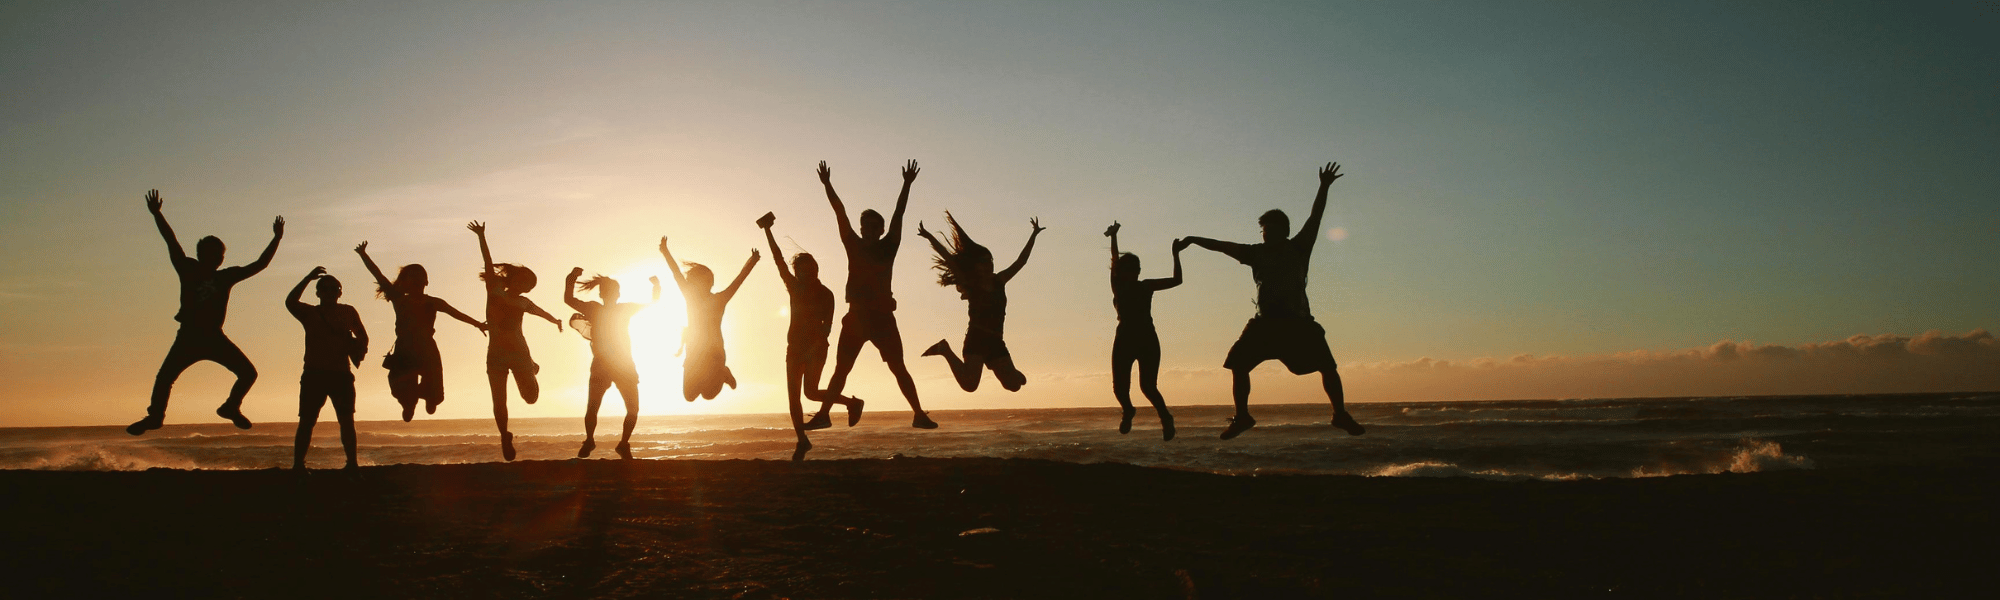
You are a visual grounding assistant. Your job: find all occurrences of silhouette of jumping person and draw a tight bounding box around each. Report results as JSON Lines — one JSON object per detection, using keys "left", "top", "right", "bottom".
{"left": 286, "top": 267, "right": 367, "bottom": 470}
{"left": 757, "top": 212, "right": 864, "bottom": 461}
{"left": 129, "top": 190, "right": 283, "bottom": 435}
{"left": 658, "top": 237, "right": 758, "bottom": 402}
{"left": 1104, "top": 222, "right": 1183, "bottom": 440}
{"left": 565, "top": 268, "right": 658, "bottom": 459}
{"left": 916, "top": 213, "right": 1044, "bottom": 393}
{"left": 815, "top": 160, "right": 936, "bottom": 429}
{"left": 467, "top": 221, "right": 562, "bottom": 461}
{"left": 1182, "top": 162, "right": 1365, "bottom": 439}
{"left": 354, "top": 242, "right": 487, "bottom": 422}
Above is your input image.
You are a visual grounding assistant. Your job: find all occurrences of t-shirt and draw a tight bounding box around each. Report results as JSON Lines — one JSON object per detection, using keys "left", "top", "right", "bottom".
{"left": 173, "top": 259, "right": 252, "bottom": 330}
{"left": 1219, "top": 239, "right": 1313, "bottom": 320}
{"left": 1111, "top": 279, "right": 1155, "bottom": 327}
{"left": 578, "top": 301, "right": 643, "bottom": 369}
{"left": 786, "top": 278, "right": 836, "bottom": 343}
{"left": 289, "top": 303, "right": 363, "bottom": 372}
{"left": 842, "top": 237, "right": 897, "bottom": 308}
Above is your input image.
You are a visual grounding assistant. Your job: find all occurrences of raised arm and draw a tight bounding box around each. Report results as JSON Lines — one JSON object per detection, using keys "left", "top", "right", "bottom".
{"left": 1296, "top": 162, "right": 1342, "bottom": 249}
{"left": 997, "top": 217, "right": 1046, "bottom": 283}
{"left": 563, "top": 267, "right": 589, "bottom": 313}
{"left": 1150, "top": 239, "right": 1187, "bottom": 291}
{"left": 718, "top": 249, "right": 760, "bottom": 302}
{"left": 757, "top": 213, "right": 795, "bottom": 286}
{"left": 468, "top": 221, "right": 499, "bottom": 294}
{"left": 287, "top": 266, "right": 324, "bottom": 310}
{"left": 657, "top": 236, "right": 688, "bottom": 288}
{"left": 521, "top": 297, "right": 562, "bottom": 331}
{"left": 144, "top": 190, "right": 187, "bottom": 263}
{"left": 1182, "top": 236, "right": 1253, "bottom": 262}
{"left": 354, "top": 242, "right": 398, "bottom": 299}
{"left": 819, "top": 161, "right": 857, "bottom": 243}
{"left": 241, "top": 216, "right": 284, "bottom": 275}
{"left": 432, "top": 297, "right": 487, "bottom": 334}
{"left": 1105, "top": 221, "right": 1121, "bottom": 260}
{"left": 884, "top": 159, "right": 919, "bottom": 247}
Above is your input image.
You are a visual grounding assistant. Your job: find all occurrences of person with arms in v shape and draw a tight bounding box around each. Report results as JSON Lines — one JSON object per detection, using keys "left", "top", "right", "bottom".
{"left": 813, "top": 160, "right": 935, "bottom": 429}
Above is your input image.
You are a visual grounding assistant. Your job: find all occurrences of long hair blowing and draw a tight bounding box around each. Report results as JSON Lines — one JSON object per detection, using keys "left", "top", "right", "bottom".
{"left": 930, "top": 212, "right": 992, "bottom": 288}
{"left": 576, "top": 274, "right": 617, "bottom": 294}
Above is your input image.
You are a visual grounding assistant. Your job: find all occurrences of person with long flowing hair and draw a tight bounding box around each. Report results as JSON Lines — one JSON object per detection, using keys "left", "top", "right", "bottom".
{"left": 658, "top": 236, "right": 758, "bottom": 402}
{"left": 355, "top": 241, "right": 487, "bottom": 422}
{"left": 565, "top": 268, "right": 658, "bottom": 459}
{"left": 915, "top": 213, "right": 1045, "bottom": 393}
{"left": 1103, "top": 222, "right": 1184, "bottom": 440}
{"left": 467, "top": 221, "right": 562, "bottom": 461}
{"left": 757, "top": 212, "right": 863, "bottom": 460}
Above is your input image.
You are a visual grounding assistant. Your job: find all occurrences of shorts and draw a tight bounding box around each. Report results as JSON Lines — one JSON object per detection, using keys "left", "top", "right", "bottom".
{"left": 487, "top": 333, "right": 538, "bottom": 372}
{"left": 591, "top": 358, "right": 640, "bottom": 385}
{"left": 299, "top": 369, "right": 356, "bottom": 418}
{"left": 962, "top": 327, "right": 1011, "bottom": 361}
{"left": 1223, "top": 316, "right": 1337, "bottom": 374}
{"left": 786, "top": 338, "right": 829, "bottom": 365}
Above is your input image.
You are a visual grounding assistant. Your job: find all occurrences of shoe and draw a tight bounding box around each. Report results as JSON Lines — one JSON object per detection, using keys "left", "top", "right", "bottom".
{"left": 802, "top": 411, "right": 833, "bottom": 431}
{"left": 921, "top": 340, "right": 950, "bottom": 357}
{"left": 792, "top": 439, "right": 812, "bottom": 462}
{"left": 1160, "top": 413, "right": 1176, "bottom": 442}
{"left": 501, "top": 432, "right": 517, "bottom": 462}
{"left": 216, "top": 406, "right": 252, "bottom": 430}
{"left": 1220, "top": 416, "right": 1256, "bottom": 440}
{"left": 614, "top": 441, "right": 633, "bottom": 460}
{"left": 912, "top": 412, "right": 939, "bottom": 429}
{"left": 1118, "top": 407, "right": 1136, "bottom": 434}
{"left": 1333, "top": 410, "right": 1366, "bottom": 436}
{"left": 126, "top": 415, "right": 163, "bottom": 436}
{"left": 846, "top": 397, "right": 865, "bottom": 427}
{"left": 577, "top": 439, "right": 595, "bottom": 458}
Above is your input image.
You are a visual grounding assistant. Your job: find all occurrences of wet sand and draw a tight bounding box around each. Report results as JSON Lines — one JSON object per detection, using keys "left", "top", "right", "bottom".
{"left": 3, "top": 456, "right": 1995, "bottom": 598}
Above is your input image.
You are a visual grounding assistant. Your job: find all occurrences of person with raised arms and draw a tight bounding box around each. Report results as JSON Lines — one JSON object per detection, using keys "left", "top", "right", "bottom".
{"left": 564, "top": 268, "right": 658, "bottom": 460}
{"left": 1180, "top": 162, "right": 1366, "bottom": 440}
{"left": 467, "top": 221, "right": 562, "bottom": 461}
{"left": 129, "top": 189, "right": 283, "bottom": 435}
{"left": 657, "top": 236, "right": 758, "bottom": 402}
{"left": 354, "top": 241, "right": 487, "bottom": 422}
{"left": 1103, "top": 221, "right": 1184, "bottom": 440}
{"left": 757, "top": 212, "right": 864, "bottom": 461}
{"left": 285, "top": 266, "right": 367, "bottom": 470}
{"left": 814, "top": 160, "right": 936, "bottom": 429}
{"left": 915, "top": 213, "right": 1044, "bottom": 394}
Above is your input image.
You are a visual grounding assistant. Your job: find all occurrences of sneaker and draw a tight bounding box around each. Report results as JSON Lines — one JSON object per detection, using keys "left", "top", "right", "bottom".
{"left": 920, "top": 340, "right": 950, "bottom": 357}
{"left": 126, "top": 415, "right": 163, "bottom": 436}
{"left": 1160, "top": 413, "right": 1176, "bottom": 442}
{"left": 577, "top": 439, "right": 596, "bottom": 458}
{"left": 792, "top": 439, "right": 812, "bottom": 462}
{"left": 846, "top": 397, "right": 866, "bottom": 427}
{"left": 802, "top": 411, "right": 833, "bottom": 431}
{"left": 1333, "top": 410, "right": 1366, "bottom": 436}
{"left": 216, "top": 406, "right": 252, "bottom": 430}
{"left": 501, "top": 432, "right": 517, "bottom": 462}
{"left": 1118, "top": 407, "right": 1136, "bottom": 434}
{"left": 399, "top": 399, "right": 417, "bottom": 423}
{"left": 1220, "top": 416, "right": 1256, "bottom": 440}
{"left": 912, "top": 411, "right": 939, "bottom": 429}
{"left": 614, "top": 441, "right": 633, "bottom": 460}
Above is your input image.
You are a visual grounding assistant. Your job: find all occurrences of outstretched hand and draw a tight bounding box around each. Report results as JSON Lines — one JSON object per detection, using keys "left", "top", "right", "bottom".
{"left": 1029, "top": 217, "right": 1046, "bottom": 235}
{"left": 466, "top": 220, "right": 485, "bottom": 235}
{"left": 1104, "top": 221, "right": 1120, "bottom": 237}
{"left": 145, "top": 189, "right": 163, "bottom": 213}
{"left": 817, "top": 161, "right": 832, "bottom": 184}
{"left": 307, "top": 265, "right": 328, "bottom": 279}
{"left": 353, "top": 241, "right": 369, "bottom": 254}
{"left": 1173, "top": 238, "right": 1191, "bottom": 253}
{"left": 901, "top": 159, "right": 921, "bottom": 183}
{"left": 915, "top": 221, "right": 936, "bottom": 240}
{"left": 658, "top": 236, "right": 670, "bottom": 254}
{"left": 1319, "top": 162, "right": 1343, "bottom": 185}
{"left": 756, "top": 212, "right": 776, "bottom": 229}
{"left": 648, "top": 275, "right": 661, "bottom": 286}
{"left": 569, "top": 267, "right": 584, "bottom": 279}
{"left": 748, "top": 248, "right": 761, "bottom": 263}
{"left": 272, "top": 216, "right": 285, "bottom": 236}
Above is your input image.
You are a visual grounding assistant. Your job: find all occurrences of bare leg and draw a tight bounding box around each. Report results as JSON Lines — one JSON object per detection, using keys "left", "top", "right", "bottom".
{"left": 786, "top": 357, "right": 810, "bottom": 461}
{"left": 1111, "top": 350, "right": 1137, "bottom": 434}
{"left": 822, "top": 320, "right": 866, "bottom": 399}
{"left": 615, "top": 379, "right": 639, "bottom": 459}
{"left": 1137, "top": 349, "right": 1174, "bottom": 441}
{"left": 516, "top": 365, "right": 540, "bottom": 403}
{"left": 294, "top": 387, "right": 322, "bottom": 469}
{"left": 1221, "top": 368, "right": 1256, "bottom": 440}
{"left": 487, "top": 368, "right": 515, "bottom": 460}
{"left": 879, "top": 341, "right": 933, "bottom": 428}
{"left": 336, "top": 409, "right": 358, "bottom": 468}
{"left": 580, "top": 375, "right": 608, "bottom": 457}
{"left": 926, "top": 341, "right": 984, "bottom": 392}
{"left": 1323, "top": 369, "right": 1364, "bottom": 435}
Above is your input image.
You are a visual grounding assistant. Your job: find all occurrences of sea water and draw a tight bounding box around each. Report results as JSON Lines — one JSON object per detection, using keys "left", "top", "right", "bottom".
{"left": 4, "top": 393, "right": 1995, "bottom": 479}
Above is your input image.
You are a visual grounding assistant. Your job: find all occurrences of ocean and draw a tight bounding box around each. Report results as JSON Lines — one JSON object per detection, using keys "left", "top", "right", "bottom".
{"left": 4, "top": 392, "right": 1994, "bottom": 478}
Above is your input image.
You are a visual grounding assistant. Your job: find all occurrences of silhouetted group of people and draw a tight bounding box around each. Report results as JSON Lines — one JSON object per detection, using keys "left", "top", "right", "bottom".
{"left": 130, "top": 160, "right": 1365, "bottom": 468}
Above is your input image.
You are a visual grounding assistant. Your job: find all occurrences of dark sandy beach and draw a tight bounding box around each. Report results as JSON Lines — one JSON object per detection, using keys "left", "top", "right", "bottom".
{"left": 5, "top": 448, "right": 1998, "bottom": 599}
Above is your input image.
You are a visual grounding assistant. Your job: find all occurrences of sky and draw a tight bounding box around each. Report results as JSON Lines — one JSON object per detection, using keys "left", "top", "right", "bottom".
{"left": 2, "top": 1, "right": 1995, "bottom": 428}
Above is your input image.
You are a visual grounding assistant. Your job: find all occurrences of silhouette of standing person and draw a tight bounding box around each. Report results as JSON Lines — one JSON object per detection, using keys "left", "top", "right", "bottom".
{"left": 565, "top": 268, "right": 658, "bottom": 459}
{"left": 354, "top": 242, "right": 487, "bottom": 422}
{"left": 658, "top": 237, "right": 758, "bottom": 402}
{"left": 1182, "top": 162, "right": 1365, "bottom": 439}
{"left": 129, "top": 190, "right": 283, "bottom": 435}
{"left": 915, "top": 213, "right": 1044, "bottom": 393}
{"left": 1104, "top": 222, "right": 1183, "bottom": 440}
{"left": 467, "top": 221, "right": 562, "bottom": 461}
{"left": 757, "top": 212, "right": 864, "bottom": 461}
{"left": 816, "top": 160, "right": 936, "bottom": 429}
{"left": 286, "top": 267, "right": 367, "bottom": 470}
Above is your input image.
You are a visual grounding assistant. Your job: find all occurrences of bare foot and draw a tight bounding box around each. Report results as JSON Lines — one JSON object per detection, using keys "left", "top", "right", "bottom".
{"left": 577, "top": 439, "right": 595, "bottom": 458}
{"left": 921, "top": 340, "right": 950, "bottom": 357}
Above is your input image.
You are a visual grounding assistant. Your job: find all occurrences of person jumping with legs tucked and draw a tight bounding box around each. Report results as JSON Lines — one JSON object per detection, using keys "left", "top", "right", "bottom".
{"left": 758, "top": 212, "right": 863, "bottom": 461}
{"left": 1182, "top": 162, "right": 1364, "bottom": 440}
{"left": 129, "top": 189, "right": 283, "bottom": 435}
{"left": 1104, "top": 221, "right": 1184, "bottom": 440}
{"left": 658, "top": 237, "right": 758, "bottom": 402}
{"left": 815, "top": 160, "right": 936, "bottom": 429}
{"left": 915, "top": 213, "right": 1044, "bottom": 393}
{"left": 287, "top": 267, "right": 367, "bottom": 470}
{"left": 468, "top": 221, "right": 562, "bottom": 461}
{"left": 355, "top": 242, "right": 486, "bottom": 422}
{"left": 565, "top": 269, "right": 657, "bottom": 460}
